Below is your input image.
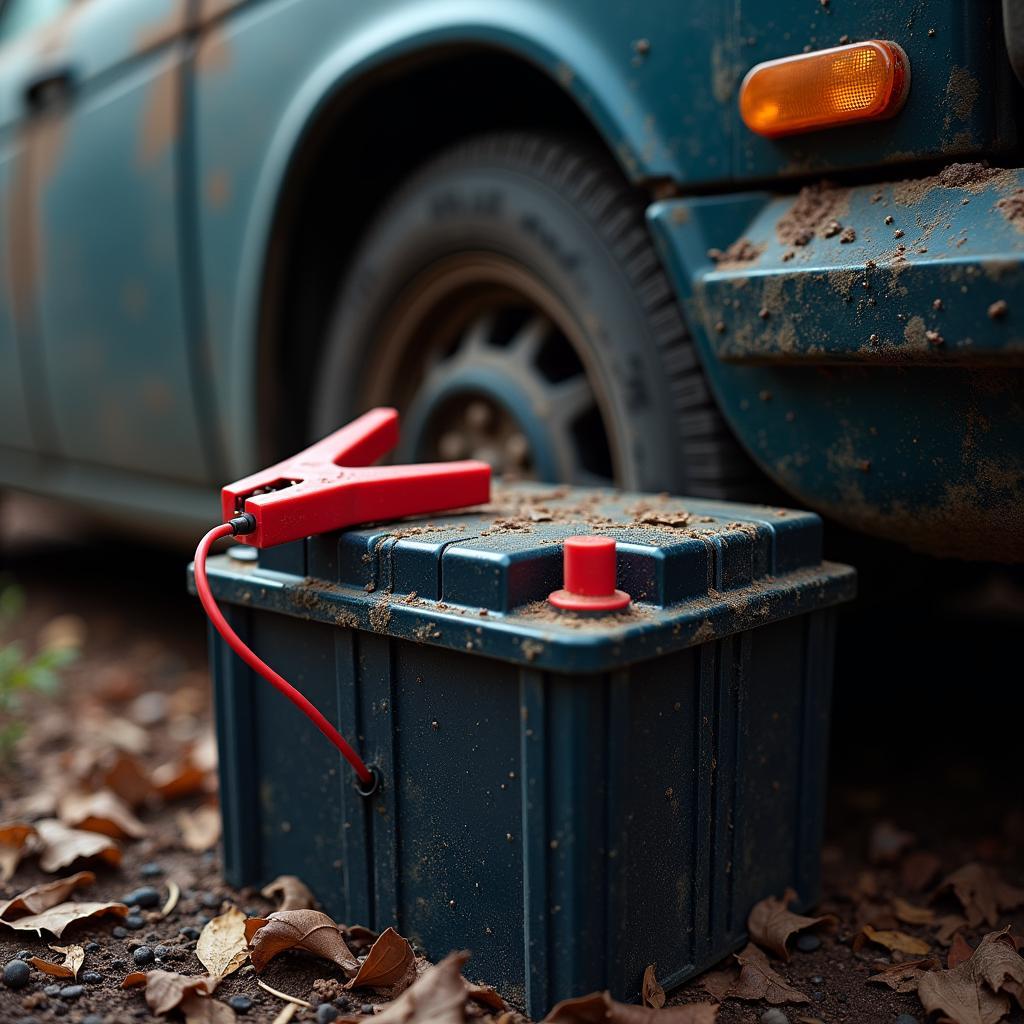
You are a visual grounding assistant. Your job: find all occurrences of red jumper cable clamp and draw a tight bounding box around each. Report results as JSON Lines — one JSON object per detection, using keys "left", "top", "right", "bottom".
{"left": 194, "top": 407, "right": 491, "bottom": 795}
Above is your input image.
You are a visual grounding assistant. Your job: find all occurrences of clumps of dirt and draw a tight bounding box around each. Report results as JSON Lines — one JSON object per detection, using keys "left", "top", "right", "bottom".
{"left": 996, "top": 189, "right": 1024, "bottom": 231}
{"left": 334, "top": 610, "right": 359, "bottom": 629}
{"left": 368, "top": 591, "right": 392, "bottom": 632}
{"left": 517, "top": 599, "right": 652, "bottom": 630}
{"left": 707, "top": 238, "right": 765, "bottom": 265}
{"left": 937, "top": 162, "right": 1001, "bottom": 189}
{"left": 839, "top": 226, "right": 857, "bottom": 243}
{"left": 988, "top": 299, "right": 1009, "bottom": 319}
{"left": 413, "top": 622, "right": 441, "bottom": 642}
{"left": 775, "top": 182, "right": 851, "bottom": 246}
{"left": 623, "top": 501, "right": 690, "bottom": 529}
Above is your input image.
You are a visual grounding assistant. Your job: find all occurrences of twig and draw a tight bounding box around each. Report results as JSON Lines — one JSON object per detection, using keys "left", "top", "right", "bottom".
{"left": 257, "top": 979, "right": 313, "bottom": 1008}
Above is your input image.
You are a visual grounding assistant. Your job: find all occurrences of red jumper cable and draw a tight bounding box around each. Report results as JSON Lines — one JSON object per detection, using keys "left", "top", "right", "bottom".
{"left": 194, "top": 408, "right": 491, "bottom": 794}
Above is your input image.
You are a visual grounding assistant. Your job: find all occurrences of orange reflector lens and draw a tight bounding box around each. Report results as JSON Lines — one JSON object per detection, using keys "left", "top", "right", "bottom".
{"left": 739, "top": 40, "right": 910, "bottom": 138}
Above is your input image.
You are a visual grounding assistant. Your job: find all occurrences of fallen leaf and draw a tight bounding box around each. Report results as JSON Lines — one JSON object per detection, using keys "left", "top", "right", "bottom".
{"left": 642, "top": 965, "right": 666, "bottom": 1009}
{"left": 697, "top": 963, "right": 737, "bottom": 1001}
{"left": 133, "top": 970, "right": 218, "bottom": 1015}
{"left": 902, "top": 850, "right": 943, "bottom": 892}
{"left": 0, "top": 872, "right": 96, "bottom": 919}
{"left": 197, "top": 906, "right": 249, "bottom": 981}
{"left": 244, "top": 917, "right": 269, "bottom": 943}
{"left": 58, "top": 790, "right": 148, "bottom": 840}
{"left": 347, "top": 925, "right": 380, "bottom": 946}
{"left": 35, "top": 819, "right": 121, "bottom": 872}
{"left": 949, "top": 933, "right": 975, "bottom": 969}
{"left": 152, "top": 757, "right": 208, "bottom": 802}
{"left": 935, "top": 914, "right": 970, "bottom": 946}
{"left": 248, "top": 910, "right": 359, "bottom": 973}
{"left": 1, "top": 900, "right": 128, "bottom": 936}
{"left": 365, "top": 952, "right": 470, "bottom": 1024}
{"left": 48, "top": 944, "right": 85, "bottom": 979}
{"left": 892, "top": 897, "right": 936, "bottom": 926}
{"left": 256, "top": 978, "right": 314, "bottom": 1008}
{"left": 123, "top": 971, "right": 147, "bottom": 987}
{"left": 934, "top": 863, "right": 1024, "bottom": 928}
{"left": 0, "top": 822, "right": 39, "bottom": 881}
{"left": 866, "top": 957, "right": 939, "bottom": 994}
{"left": 868, "top": 821, "right": 915, "bottom": 865}
{"left": 972, "top": 928, "right": 1024, "bottom": 1007}
{"left": 261, "top": 875, "right": 316, "bottom": 912}
{"left": 349, "top": 927, "right": 415, "bottom": 990}
{"left": 747, "top": 889, "right": 836, "bottom": 961}
{"left": 544, "top": 990, "right": 718, "bottom": 1023}
{"left": 728, "top": 944, "right": 809, "bottom": 1004}
{"left": 919, "top": 949, "right": 1010, "bottom": 1023}
{"left": 161, "top": 880, "right": 180, "bottom": 918}
{"left": 182, "top": 993, "right": 236, "bottom": 1024}
{"left": 91, "top": 752, "right": 155, "bottom": 808}
{"left": 177, "top": 807, "right": 221, "bottom": 853}
{"left": 854, "top": 925, "right": 931, "bottom": 956}
{"left": 465, "top": 981, "right": 506, "bottom": 1012}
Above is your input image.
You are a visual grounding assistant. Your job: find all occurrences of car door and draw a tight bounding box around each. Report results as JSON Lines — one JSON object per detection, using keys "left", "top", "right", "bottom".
{"left": 7, "top": 0, "right": 215, "bottom": 484}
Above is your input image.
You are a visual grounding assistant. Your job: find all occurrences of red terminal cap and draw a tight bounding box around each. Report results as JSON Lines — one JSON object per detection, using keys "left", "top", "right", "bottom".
{"left": 548, "top": 535, "right": 631, "bottom": 612}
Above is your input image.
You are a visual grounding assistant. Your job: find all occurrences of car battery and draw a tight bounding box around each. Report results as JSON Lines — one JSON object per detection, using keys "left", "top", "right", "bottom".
{"left": 194, "top": 485, "right": 855, "bottom": 1015}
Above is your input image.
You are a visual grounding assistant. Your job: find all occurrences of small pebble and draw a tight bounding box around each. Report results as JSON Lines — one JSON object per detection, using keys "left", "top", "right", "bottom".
{"left": 84, "top": 942, "right": 100, "bottom": 953}
{"left": 796, "top": 932, "right": 822, "bottom": 952}
{"left": 124, "top": 915, "right": 146, "bottom": 932}
{"left": 58, "top": 985, "right": 84, "bottom": 1000}
{"left": 133, "top": 947, "right": 155, "bottom": 967}
{"left": 761, "top": 1011, "right": 789, "bottom": 1024}
{"left": 197, "top": 914, "right": 211, "bottom": 926}
{"left": 112, "top": 927, "right": 128, "bottom": 939}
{"left": 361, "top": 1004, "right": 374, "bottom": 1015}
{"left": 895, "top": 1016, "right": 920, "bottom": 1024}
{"left": 336, "top": 996, "right": 353, "bottom": 1011}
{"left": 45, "top": 984, "right": 63, "bottom": 997}
{"left": 83, "top": 1017, "right": 104, "bottom": 1024}
{"left": 110, "top": 959, "right": 126, "bottom": 970}
{"left": 81, "top": 971, "right": 103, "bottom": 985}
{"left": 3, "top": 960, "right": 31, "bottom": 989}
{"left": 15, "top": 950, "right": 32, "bottom": 961}
{"left": 317, "top": 1005, "right": 339, "bottom": 1024}
{"left": 228, "top": 996, "right": 253, "bottom": 1013}
{"left": 201, "top": 892, "right": 220, "bottom": 908}
{"left": 140, "top": 862, "right": 164, "bottom": 878}
{"left": 180, "top": 927, "right": 201, "bottom": 940}
{"left": 123, "top": 887, "right": 161, "bottom": 909}
{"left": 811, "top": 975, "right": 824, "bottom": 984}
{"left": 154, "top": 946, "right": 170, "bottom": 959}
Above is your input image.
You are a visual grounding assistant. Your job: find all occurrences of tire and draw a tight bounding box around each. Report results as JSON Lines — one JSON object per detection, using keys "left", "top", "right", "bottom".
{"left": 312, "top": 131, "right": 753, "bottom": 496}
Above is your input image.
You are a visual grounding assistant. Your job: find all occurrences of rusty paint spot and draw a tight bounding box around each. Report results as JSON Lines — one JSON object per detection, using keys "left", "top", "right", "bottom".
{"left": 135, "top": 0, "right": 189, "bottom": 53}
{"left": 138, "top": 67, "right": 180, "bottom": 167}
{"left": 205, "top": 169, "right": 231, "bottom": 210}
{"left": 196, "top": 26, "right": 231, "bottom": 75}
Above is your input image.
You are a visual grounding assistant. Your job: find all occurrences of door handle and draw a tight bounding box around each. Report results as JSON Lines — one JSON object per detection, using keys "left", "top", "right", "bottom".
{"left": 24, "top": 66, "right": 76, "bottom": 111}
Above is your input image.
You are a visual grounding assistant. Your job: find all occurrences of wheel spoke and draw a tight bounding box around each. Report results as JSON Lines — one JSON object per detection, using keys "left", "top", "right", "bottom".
{"left": 550, "top": 374, "right": 595, "bottom": 425}
{"left": 509, "top": 314, "right": 550, "bottom": 365}
{"left": 460, "top": 312, "right": 496, "bottom": 355}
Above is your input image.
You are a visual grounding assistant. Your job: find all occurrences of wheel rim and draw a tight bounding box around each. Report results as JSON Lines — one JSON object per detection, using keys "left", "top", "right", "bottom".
{"left": 358, "top": 253, "right": 618, "bottom": 484}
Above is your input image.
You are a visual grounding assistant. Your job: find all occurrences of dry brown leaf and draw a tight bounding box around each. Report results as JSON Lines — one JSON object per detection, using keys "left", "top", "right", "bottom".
{"left": 972, "top": 928, "right": 1024, "bottom": 1007}
{"left": 544, "top": 990, "right": 718, "bottom": 1023}
{"left": 248, "top": 910, "right": 359, "bottom": 973}
{"left": 182, "top": 993, "right": 236, "bottom": 1024}
{"left": 35, "top": 819, "right": 121, "bottom": 872}
{"left": 642, "top": 965, "right": 666, "bottom": 1009}
{"left": 949, "top": 933, "right": 975, "bottom": 969}
{"left": 0, "top": 822, "right": 39, "bottom": 881}
{"left": 464, "top": 981, "right": 507, "bottom": 1012}
{"left": 934, "top": 863, "right": 1024, "bottom": 929}
{"left": 58, "top": 790, "right": 148, "bottom": 840}
{"left": 347, "top": 925, "right": 380, "bottom": 946}
{"left": 747, "top": 889, "right": 836, "bottom": 961}
{"left": 0, "top": 871, "right": 96, "bottom": 919}
{"left": 256, "top": 978, "right": 314, "bottom": 1008}
{"left": 892, "top": 897, "right": 936, "bottom": 926}
{"left": 935, "top": 914, "right": 970, "bottom": 946}
{"left": 177, "top": 806, "right": 221, "bottom": 853}
{"left": 919, "top": 956, "right": 1009, "bottom": 1023}
{"left": 902, "top": 850, "right": 943, "bottom": 892}
{"left": 197, "top": 906, "right": 249, "bottom": 981}
{"left": 866, "top": 957, "right": 939, "bottom": 994}
{"left": 728, "top": 944, "right": 809, "bottom": 1005}
{"left": 161, "top": 880, "right": 181, "bottom": 918}
{"left": 152, "top": 759, "right": 208, "bottom": 802}
{"left": 349, "top": 927, "right": 415, "bottom": 990}
{"left": 854, "top": 925, "right": 931, "bottom": 956}
{"left": 868, "top": 821, "right": 915, "bottom": 865}
{"left": 261, "top": 875, "right": 316, "bottom": 912}
{"left": 122, "top": 971, "right": 147, "bottom": 988}
{"left": 364, "top": 952, "right": 470, "bottom": 1024}
{"left": 141, "top": 970, "right": 218, "bottom": 1015}
{"left": 1, "top": 900, "right": 128, "bottom": 936}
{"left": 91, "top": 752, "right": 155, "bottom": 808}
{"left": 245, "top": 917, "right": 269, "bottom": 943}
{"left": 697, "top": 963, "right": 737, "bottom": 1001}
{"left": 48, "top": 944, "right": 85, "bottom": 979}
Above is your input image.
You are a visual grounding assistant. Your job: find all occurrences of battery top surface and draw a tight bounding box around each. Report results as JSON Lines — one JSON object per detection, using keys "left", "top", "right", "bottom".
{"left": 199, "top": 484, "right": 855, "bottom": 673}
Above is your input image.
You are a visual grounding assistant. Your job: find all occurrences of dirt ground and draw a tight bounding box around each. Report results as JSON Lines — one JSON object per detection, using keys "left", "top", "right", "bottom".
{"left": 1, "top": 496, "right": 1022, "bottom": 1024}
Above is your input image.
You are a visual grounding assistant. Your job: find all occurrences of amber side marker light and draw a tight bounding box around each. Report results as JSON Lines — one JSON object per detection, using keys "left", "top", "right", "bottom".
{"left": 739, "top": 40, "right": 910, "bottom": 138}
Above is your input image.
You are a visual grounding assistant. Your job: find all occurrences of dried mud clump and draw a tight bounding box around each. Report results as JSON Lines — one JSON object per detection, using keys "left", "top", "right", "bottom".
{"left": 707, "top": 238, "right": 765, "bottom": 265}
{"left": 936, "top": 162, "right": 1000, "bottom": 189}
{"left": 996, "top": 189, "right": 1024, "bottom": 230}
{"left": 775, "top": 182, "right": 850, "bottom": 246}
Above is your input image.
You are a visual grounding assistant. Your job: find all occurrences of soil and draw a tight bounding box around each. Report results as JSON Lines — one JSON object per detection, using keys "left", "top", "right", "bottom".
{"left": 2, "top": 497, "right": 1023, "bottom": 1024}
{"left": 775, "top": 184, "right": 851, "bottom": 247}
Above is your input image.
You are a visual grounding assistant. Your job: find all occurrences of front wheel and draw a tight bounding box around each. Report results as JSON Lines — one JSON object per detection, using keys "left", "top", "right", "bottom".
{"left": 312, "top": 132, "right": 752, "bottom": 495}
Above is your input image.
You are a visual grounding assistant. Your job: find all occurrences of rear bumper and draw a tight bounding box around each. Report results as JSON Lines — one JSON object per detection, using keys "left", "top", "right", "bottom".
{"left": 648, "top": 166, "right": 1024, "bottom": 561}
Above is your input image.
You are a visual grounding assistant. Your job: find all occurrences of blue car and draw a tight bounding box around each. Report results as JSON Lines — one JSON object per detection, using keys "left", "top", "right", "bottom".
{"left": 0, "top": 0, "right": 1020, "bottom": 559}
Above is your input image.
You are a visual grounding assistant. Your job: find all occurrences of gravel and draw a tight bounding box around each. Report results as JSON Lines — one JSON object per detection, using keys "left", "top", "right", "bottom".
{"left": 761, "top": 1011, "right": 790, "bottom": 1024}
{"left": 132, "top": 947, "right": 155, "bottom": 967}
{"left": 3, "top": 959, "right": 31, "bottom": 989}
